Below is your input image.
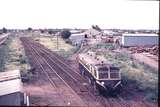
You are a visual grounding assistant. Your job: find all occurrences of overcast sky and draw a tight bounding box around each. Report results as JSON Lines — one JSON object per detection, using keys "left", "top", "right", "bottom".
{"left": 0, "top": 0, "right": 159, "bottom": 29}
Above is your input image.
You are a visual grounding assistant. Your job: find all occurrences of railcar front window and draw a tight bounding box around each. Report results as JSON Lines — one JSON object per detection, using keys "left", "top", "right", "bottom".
{"left": 110, "top": 67, "right": 120, "bottom": 78}
{"left": 98, "top": 67, "right": 108, "bottom": 79}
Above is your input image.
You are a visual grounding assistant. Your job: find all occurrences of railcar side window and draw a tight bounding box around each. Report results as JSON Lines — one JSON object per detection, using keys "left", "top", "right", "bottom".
{"left": 86, "top": 63, "right": 90, "bottom": 70}
{"left": 94, "top": 69, "right": 97, "bottom": 77}
{"left": 98, "top": 67, "right": 108, "bottom": 79}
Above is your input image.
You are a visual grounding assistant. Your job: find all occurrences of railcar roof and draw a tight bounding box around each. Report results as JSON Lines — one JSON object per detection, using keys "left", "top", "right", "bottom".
{"left": 79, "top": 52, "right": 113, "bottom": 68}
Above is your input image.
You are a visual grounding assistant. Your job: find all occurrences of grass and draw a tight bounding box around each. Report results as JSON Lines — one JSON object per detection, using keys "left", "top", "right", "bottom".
{"left": 0, "top": 36, "right": 11, "bottom": 72}
{"left": 56, "top": 45, "right": 81, "bottom": 58}
{"left": 33, "top": 36, "right": 80, "bottom": 58}
{"left": 92, "top": 43, "right": 116, "bottom": 50}
{"left": 33, "top": 36, "right": 74, "bottom": 51}
{"left": 3, "top": 35, "right": 32, "bottom": 81}
{"left": 92, "top": 43, "right": 158, "bottom": 102}
{"left": 109, "top": 52, "right": 157, "bottom": 102}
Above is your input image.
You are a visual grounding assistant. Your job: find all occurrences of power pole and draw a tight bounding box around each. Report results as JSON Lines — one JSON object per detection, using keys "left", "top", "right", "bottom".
{"left": 57, "top": 33, "right": 59, "bottom": 50}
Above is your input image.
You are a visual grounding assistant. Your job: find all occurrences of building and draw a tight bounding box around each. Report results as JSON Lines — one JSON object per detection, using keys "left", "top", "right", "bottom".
{"left": 70, "top": 29, "right": 81, "bottom": 34}
{"left": 121, "top": 33, "right": 158, "bottom": 47}
{"left": 102, "top": 30, "right": 116, "bottom": 36}
{"left": 0, "top": 70, "right": 29, "bottom": 106}
{"left": 84, "top": 28, "right": 102, "bottom": 38}
{"left": 69, "top": 33, "right": 85, "bottom": 45}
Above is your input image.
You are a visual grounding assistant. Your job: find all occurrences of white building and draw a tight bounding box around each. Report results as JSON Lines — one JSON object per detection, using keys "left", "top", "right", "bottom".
{"left": 70, "top": 29, "right": 81, "bottom": 34}
{"left": 84, "top": 28, "right": 102, "bottom": 38}
{"left": 69, "top": 33, "right": 85, "bottom": 45}
{"left": 102, "top": 30, "right": 116, "bottom": 36}
{"left": 121, "top": 33, "right": 158, "bottom": 47}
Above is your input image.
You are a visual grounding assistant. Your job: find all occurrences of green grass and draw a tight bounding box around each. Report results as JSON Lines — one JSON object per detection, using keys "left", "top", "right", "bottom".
{"left": 55, "top": 45, "right": 81, "bottom": 59}
{"left": 1, "top": 34, "right": 32, "bottom": 81}
{"left": 0, "top": 36, "right": 12, "bottom": 72}
{"left": 19, "top": 54, "right": 27, "bottom": 64}
{"left": 94, "top": 50, "right": 158, "bottom": 102}
{"left": 92, "top": 43, "right": 116, "bottom": 50}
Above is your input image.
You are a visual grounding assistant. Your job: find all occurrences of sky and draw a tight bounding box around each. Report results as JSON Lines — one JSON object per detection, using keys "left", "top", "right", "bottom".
{"left": 0, "top": 0, "right": 159, "bottom": 29}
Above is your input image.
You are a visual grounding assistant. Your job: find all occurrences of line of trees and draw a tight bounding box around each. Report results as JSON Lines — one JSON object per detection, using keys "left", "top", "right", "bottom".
{"left": 92, "top": 25, "right": 101, "bottom": 31}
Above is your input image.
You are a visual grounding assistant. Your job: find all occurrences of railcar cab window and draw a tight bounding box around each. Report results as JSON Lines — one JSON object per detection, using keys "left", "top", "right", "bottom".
{"left": 98, "top": 67, "right": 108, "bottom": 79}
{"left": 110, "top": 67, "right": 120, "bottom": 78}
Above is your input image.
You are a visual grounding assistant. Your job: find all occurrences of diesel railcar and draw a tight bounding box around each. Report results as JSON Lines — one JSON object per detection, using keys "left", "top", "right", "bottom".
{"left": 78, "top": 51, "right": 121, "bottom": 93}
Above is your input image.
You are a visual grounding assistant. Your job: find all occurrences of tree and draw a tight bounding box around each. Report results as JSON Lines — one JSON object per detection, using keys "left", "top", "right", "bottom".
{"left": 92, "top": 25, "right": 101, "bottom": 31}
{"left": 48, "top": 30, "right": 53, "bottom": 34}
{"left": 40, "top": 29, "right": 45, "bottom": 33}
{"left": 28, "top": 27, "right": 32, "bottom": 31}
{"left": 2, "top": 27, "right": 7, "bottom": 33}
{"left": 61, "top": 30, "right": 71, "bottom": 39}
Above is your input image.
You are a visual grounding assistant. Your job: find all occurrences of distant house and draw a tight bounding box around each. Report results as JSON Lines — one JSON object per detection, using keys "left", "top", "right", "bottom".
{"left": 70, "top": 29, "right": 81, "bottom": 34}
{"left": 0, "top": 70, "right": 29, "bottom": 106}
{"left": 102, "top": 30, "right": 116, "bottom": 36}
{"left": 84, "top": 28, "right": 102, "bottom": 38}
{"left": 121, "top": 33, "right": 158, "bottom": 47}
{"left": 55, "top": 32, "right": 61, "bottom": 36}
{"left": 69, "top": 33, "right": 85, "bottom": 45}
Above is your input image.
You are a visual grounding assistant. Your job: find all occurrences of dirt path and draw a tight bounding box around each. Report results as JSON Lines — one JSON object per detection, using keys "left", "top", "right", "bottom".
{"left": 132, "top": 53, "right": 158, "bottom": 70}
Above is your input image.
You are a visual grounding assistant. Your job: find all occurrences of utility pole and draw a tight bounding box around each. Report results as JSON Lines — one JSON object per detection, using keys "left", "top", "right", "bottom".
{"left": 57, "top": 32, "right": 59, "bottom": 50}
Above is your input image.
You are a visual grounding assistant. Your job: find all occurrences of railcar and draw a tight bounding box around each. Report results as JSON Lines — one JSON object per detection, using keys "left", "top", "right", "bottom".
{"left": 78, "top": 51, "right": 121, "bottom": 94}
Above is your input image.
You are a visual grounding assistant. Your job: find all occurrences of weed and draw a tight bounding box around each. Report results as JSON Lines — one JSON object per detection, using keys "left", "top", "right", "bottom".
{"left": 0, "top": 36, "right": 11, "bottom": 72}
{"left": 101, "top": 50, "right": 158, "bottom": 102}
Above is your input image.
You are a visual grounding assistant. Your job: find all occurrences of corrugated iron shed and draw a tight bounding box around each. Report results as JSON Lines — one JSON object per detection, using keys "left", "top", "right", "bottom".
{"left": 0, "top": 70, "right": 24, "bottom": 106}
{"left": 121, "top": 33, "right": 158, "bottom": 46}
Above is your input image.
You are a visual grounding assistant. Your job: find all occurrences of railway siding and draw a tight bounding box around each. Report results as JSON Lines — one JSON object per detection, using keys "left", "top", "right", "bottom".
{"left": 21, "top": 37, "right": 86, "bottom": 106}
{"left": 20, "top": 37, "right": 155, "bottom": 107}
{"left": 21, "top": 37, "right": 103, "bottom": 107}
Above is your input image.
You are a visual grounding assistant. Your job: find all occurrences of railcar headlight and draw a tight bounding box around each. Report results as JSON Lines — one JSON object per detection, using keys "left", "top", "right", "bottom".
{"left": 101, "top": 82, "right": 104, "bottom": 85}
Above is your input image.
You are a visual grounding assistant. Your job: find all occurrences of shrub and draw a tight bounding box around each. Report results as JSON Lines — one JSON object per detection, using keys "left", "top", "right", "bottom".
{"left": 144, "top": 92, "right": 157, "bottom": 102}
{"left": 61, "top": 30, "right": 71, "bottom": 39}
{"left": 27, "top": 27, "right": 32, "bottom": 31}
{"left": 2, "top": 27, "right": 7, "bottom": 33}
{"left": 19, "top": 55, "right": 27, "bottom": 64}
{"left": 21, "top": 70, "right": 33, "bottom": 82}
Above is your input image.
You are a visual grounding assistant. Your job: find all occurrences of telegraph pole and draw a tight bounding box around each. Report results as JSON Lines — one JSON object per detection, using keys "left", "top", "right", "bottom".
{"left": 57, "top": 32, "right": 59, "bottom": 50}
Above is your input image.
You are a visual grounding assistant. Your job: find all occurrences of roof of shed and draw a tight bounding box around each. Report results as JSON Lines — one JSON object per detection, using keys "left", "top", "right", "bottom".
{"left": 70, "top": 33, "right": 85, "bottom": 36}
{"left": 122, "top": 33, "right": 158, "bottom": 37}
{"left": 0, "top": 70, "right": 23, "bottom": 96}
{"left": 0, "top": 70, "right": 20, "bottom": 82}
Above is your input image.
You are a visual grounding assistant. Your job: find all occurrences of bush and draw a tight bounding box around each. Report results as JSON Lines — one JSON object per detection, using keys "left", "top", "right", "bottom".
{"left": 61, "top": 30, "right": 71, "bottom": 39}
{"left": 19, "top": 55, "right": 27, "bottom": 64}
{"left": 114, "top": 52, "right": 130, "bottom": 61}
{"left": 35, "top": 39, "right": 40, "bottom": 41}
{"left": 21, "top": 70, "right": 33, "bottom": 82}
{"left": 48, "top": 30, "right": 53, "bottom": 34}
{"left": 27, "top": 27, "right": 32, "bottom": 31}
{"left": 2, "top": 27, "right": 7, "bottom": 33}
{"left": 40, "top": 29, "right": 45, "bottom": 33}
{"left": 144, "top": 92, "right": 157, "bottom": 102}
{"left": 65, "top": 39, "right": 72, "bottom": 44}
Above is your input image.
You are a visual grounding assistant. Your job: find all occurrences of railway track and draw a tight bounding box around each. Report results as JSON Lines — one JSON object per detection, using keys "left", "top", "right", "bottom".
{"left": 21, "top": 37, "right": 154, "bottom": 107}
{"left": 23, "top": 38, "right": 132, "bottom": 107}
{"left": 21, "top": 38, "right": 86, "bottom": 106}
{"left": 21, "top": 37, "right": 104, "bottom": 107}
